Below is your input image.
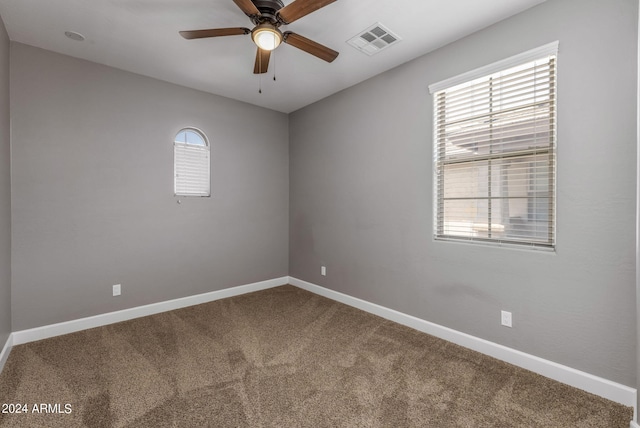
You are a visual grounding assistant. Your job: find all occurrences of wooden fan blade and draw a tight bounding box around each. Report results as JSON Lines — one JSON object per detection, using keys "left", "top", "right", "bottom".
{"left": 253, "top": 48, "right": 271, "bottom": 74}
{"left": 180, "top": 27, "right": 250, "bottom": 39}
{"left": 277, "top": 0, "right": 336, "bottom": 24}
{"left": 233, "top": 0, "right": 261, "bottom": 16}
{"left": 283, "top": 32, "right": 339, "bottom": 62}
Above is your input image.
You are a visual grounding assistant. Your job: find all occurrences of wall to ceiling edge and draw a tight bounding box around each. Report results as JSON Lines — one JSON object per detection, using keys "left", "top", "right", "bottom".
{"left": 289, "top": 0, "right": 638, "bottom": 387}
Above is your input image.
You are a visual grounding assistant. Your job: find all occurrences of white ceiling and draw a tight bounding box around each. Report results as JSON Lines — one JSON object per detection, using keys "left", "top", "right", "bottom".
{"left": 0, "top": 0, "right": 547, "bottom": 113}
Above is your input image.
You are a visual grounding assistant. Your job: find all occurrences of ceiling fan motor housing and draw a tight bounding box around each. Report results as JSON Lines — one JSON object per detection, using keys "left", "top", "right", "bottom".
{"left": 251, "top": 0, "right": 285, "bottom": 25}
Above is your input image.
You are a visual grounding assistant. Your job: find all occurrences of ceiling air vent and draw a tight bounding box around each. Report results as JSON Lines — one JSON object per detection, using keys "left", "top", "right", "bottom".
{"left": 347, "top": 23, "right": 401, "bottom": 56}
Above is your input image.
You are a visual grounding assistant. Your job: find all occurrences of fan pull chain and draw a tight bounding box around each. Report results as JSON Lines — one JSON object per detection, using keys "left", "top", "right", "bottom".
{"left": 273, "top": 51, "right": 276, "bottom": 81}
{"left": 258, "top": 55, "right": 262, "bottom": 94}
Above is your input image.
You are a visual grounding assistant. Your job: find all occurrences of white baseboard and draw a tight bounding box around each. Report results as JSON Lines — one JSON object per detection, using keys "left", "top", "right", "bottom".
{"left": 289, "top": 276, "right": 637, "bottom": 414}
{"left": 630, "top": 421, "right": 640, "bottom": 428}
{"left": 12, "top": 277, "right": 289, "bottom": 346}
{"left": 0, "top": 333, "right": 12, "bottom": 373}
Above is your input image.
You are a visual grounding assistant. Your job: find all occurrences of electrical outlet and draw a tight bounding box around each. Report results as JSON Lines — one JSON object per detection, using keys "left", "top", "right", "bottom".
{"left": 113, "top": 284, "right": 121, "bottom": 297}
{"left": 501, "top": 310, "right": 512, "bottom": 328}
{"left": 321, "top": 266, "right": 326, "bottom": 276}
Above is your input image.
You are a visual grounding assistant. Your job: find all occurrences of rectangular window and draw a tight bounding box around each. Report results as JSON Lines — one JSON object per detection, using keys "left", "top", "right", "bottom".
{"left": 429, "top": 43, "right": 557, "bottom": 250}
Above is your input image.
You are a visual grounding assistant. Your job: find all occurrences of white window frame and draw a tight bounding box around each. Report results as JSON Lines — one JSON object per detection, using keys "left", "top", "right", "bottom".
{"left": 174, "top": 127, "right": 211, "bottom": 197}
{"left": 428, "top": 42, "right": 558, "bottom": 250}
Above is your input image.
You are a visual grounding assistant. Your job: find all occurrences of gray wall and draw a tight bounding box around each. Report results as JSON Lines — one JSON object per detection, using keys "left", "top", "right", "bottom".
{"left": 10, "top": 43, "right": 289, "bottom": 331}
{"left": 0, "top": 16, "right": 10, "bottom": 347}
{"left": 290, "top": 0, "right": 638, "bottom": 386}
{"left": 636, "top": 0, "right": 639, "bottom": 413}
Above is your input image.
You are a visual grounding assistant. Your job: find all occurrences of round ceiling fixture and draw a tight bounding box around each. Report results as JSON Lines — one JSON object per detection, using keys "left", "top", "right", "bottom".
{"left": 251, "top": 24, "right": 282, "bottom": 51}
{"left": 64, "top": 31, "right": 85, "bottom": 42}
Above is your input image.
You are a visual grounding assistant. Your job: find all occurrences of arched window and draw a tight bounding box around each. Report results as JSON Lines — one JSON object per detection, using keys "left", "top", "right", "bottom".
{"left": 174, "top": 128, "right": 210, "bottom": 197}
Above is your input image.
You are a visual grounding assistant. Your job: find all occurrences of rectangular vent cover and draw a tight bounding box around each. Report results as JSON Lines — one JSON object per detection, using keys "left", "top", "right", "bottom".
{"left": 348, "top": 22, "right": 401, "bottom": 56}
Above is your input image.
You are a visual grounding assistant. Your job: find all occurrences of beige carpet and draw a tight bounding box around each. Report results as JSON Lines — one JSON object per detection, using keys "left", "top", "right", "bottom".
{"left": 0, "top": 285, "right": 633, "bottom": 427}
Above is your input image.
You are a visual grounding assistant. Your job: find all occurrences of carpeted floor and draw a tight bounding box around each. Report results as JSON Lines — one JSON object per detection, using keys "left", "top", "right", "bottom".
{"left": 0, "top": 285, "right": 633, "bottom": 427}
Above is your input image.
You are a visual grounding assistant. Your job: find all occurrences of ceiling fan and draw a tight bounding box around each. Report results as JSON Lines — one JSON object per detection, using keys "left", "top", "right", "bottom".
{"left": 180, "top": 0, "right": 339, "bottom": 74}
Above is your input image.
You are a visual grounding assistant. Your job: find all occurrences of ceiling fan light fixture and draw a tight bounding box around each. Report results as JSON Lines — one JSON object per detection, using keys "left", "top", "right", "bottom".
{"left": 252, "top": 24, "right": 282, "bottom": 51}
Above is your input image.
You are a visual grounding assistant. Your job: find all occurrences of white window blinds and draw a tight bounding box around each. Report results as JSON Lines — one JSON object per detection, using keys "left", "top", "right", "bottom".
{"left": 430, "top": 44, "right": 557, "bottom": 249}
{"left": 174, "top": 128, "right": 210, "bottom": 197}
